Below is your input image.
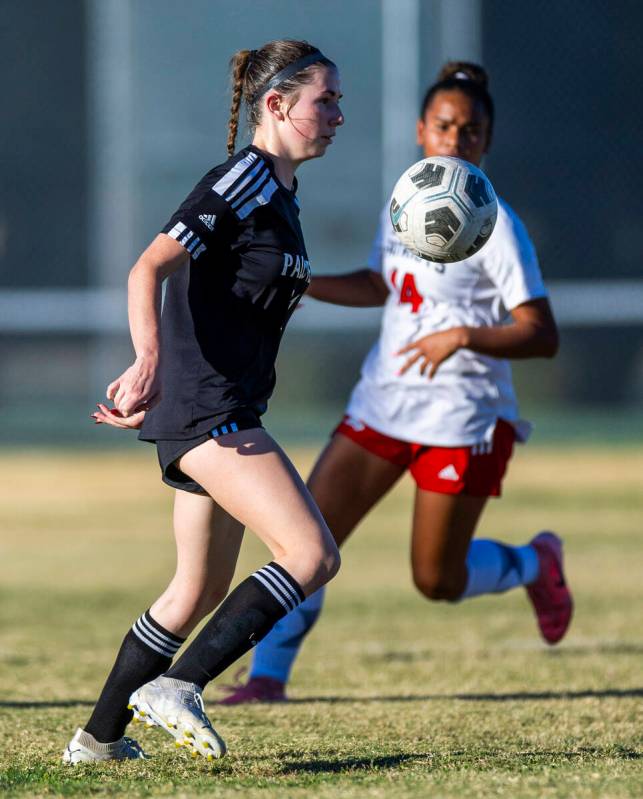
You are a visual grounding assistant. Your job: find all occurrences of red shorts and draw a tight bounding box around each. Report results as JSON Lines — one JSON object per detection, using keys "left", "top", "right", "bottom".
{"left": 335, "top": 417, "right": 515, "bottom": 497}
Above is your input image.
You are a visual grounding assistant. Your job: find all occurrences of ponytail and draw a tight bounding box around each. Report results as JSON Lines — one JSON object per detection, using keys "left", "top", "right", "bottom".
{"left": 227, "top": 49, "right": 252, "bottom": 156}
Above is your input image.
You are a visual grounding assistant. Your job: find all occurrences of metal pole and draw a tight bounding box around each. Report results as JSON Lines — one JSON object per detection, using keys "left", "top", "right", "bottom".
{"left": 85, "top": 0, "right": 135, "bottom": 405}
{"left": 381, "top": 0, "right": 421, "bottom": 202}
{"left": 438, "top": 0, "right": 483, "bottom": 65}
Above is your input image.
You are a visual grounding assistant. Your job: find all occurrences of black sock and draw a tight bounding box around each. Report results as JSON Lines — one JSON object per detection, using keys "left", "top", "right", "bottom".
{"left": 166, "top": 562, "right": 305, "bottom": 689}
{"left": 84, "top": 610, "right": 185, "bottom": 743}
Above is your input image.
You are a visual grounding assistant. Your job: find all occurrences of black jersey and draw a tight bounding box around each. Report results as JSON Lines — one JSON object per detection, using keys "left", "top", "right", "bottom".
{"left": 139, "top": 145, "right": 311, "bottom": 441}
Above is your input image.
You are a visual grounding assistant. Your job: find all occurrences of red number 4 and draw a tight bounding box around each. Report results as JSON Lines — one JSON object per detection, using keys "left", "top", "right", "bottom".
{"left": 391, "top": 269, "right": 423, "bottom": 313}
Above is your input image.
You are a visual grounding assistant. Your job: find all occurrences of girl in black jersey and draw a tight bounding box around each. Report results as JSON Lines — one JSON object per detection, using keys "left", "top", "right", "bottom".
{"left": 63, "top": 39, "right": 343, "bottom": 764}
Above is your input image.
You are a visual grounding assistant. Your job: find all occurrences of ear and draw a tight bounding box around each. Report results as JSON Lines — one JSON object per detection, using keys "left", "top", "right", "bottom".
{"left": 265, "top": 91, "right": 285, "bottom": 121}
{"left": 416, "top": 118, "right": 425, "bottom": 146}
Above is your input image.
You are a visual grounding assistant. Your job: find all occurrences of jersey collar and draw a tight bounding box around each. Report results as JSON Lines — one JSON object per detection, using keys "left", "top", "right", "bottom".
{"left": 246, "top": 144, "right": 299, "bottom": 197}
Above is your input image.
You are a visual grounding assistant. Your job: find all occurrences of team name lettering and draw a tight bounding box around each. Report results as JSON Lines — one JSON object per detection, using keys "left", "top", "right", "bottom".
{"left": 281, "top": 253, "right": 311, "bottom": 281}
{"left": 384, "top": 239, "right": 445, "bottom": 274}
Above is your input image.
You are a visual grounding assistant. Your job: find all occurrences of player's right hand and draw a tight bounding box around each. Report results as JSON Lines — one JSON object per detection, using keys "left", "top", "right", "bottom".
{"left": 106, "top": 357, "right": 160, "bottom": 417}
{"left": 91, "top": 403, "right": 145, "bottom": 430}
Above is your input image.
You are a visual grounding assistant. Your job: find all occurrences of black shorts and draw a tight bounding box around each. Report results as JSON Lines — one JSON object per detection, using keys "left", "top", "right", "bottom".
{"left": 154, "top": 407, "right": 265, "bottom": 494}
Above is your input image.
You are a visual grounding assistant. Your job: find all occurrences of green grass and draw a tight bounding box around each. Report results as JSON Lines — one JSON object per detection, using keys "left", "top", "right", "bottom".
{"left": 0, "top": 446, "right": 642, "bottom": 798}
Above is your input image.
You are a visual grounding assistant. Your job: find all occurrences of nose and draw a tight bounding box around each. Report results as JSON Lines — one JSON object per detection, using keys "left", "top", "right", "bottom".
{"left": 331, "top": 111, "right": 344, "bottom": 127}
{"left": 444, "top": 131, "right": 458, "bottom": 150}
{"left": 455, "top": 130, "right": 474, "bottom": 157}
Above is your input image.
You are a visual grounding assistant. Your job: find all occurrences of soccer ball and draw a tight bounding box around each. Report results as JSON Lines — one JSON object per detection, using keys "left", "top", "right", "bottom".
{"left": 389, "top": 156, "right": 498, "bottom": 263}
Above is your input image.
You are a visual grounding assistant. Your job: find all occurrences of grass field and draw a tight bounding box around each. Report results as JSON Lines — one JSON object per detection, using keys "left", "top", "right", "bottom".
{"left": 0, "top": 445, "right": 641, "bottom": 798}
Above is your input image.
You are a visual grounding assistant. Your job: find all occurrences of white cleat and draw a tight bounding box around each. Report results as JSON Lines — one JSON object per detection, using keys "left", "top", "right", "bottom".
{"left": 128, "top": 676, "right": 226, "bottom": 761}
{"left": 62, "top": 727, "right": 147, "bottom": 764}
{"left": 130, "top": 705, "right": 156, "bottom": 728}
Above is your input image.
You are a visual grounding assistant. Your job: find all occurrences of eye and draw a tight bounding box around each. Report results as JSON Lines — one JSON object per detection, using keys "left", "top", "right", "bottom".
{"left": 463, "top": 126, "right": 482, "bottom": 140}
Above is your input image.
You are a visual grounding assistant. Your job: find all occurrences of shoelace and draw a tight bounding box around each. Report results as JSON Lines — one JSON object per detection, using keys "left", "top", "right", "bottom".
{"left": 180, "top": 687, "right": 213, "bottom": 729}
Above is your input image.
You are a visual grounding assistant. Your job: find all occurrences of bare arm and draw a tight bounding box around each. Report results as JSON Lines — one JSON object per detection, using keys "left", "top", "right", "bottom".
{"left": 461, "top": 298, "right": 559, "bottom": 359}
{"left": 106, "top": 233, "right": 189, "bottom": 416}
{"left": 398, "top": 297, "right": 559, "bottom": 378}
{"left": 306, "top": 269, "right": 389, "bottom": 307}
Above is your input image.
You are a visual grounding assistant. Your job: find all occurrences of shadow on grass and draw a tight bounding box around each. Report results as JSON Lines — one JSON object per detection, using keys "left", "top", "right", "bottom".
{"left": 279, "top": 753, "right": 428, "bottom": 774}
{"left": 3, "top": 687, "right": 642, "bottom": 710}
{"left": 277, "top": 746, "right": 641, "bottom": 775}
{"left": 377, "top": 643, "right": 643, "bottom": 662}
{"left": 265, "top": 687, "right": 643, "bottom": 704}
{"left": 0, "top": 700, "right": 94, "bottom": 709}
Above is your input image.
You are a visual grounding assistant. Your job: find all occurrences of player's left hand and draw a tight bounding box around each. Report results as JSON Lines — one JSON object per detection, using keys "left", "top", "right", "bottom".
{"left": 91, "top": 403, "right": 146, "bottom": 430}
{"left": 396, "top": 327, "right": 466, "bottom": 378}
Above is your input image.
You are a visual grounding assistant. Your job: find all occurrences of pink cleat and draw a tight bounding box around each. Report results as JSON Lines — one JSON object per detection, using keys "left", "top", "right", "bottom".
{"left": 526, "top": 532, "right": 573, "bottom": 645}
{"left": 218, "top": 671, "right": 286, "bottom": 705}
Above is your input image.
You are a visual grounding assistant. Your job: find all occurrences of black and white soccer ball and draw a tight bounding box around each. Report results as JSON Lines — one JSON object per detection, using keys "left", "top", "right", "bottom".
{"left": 390, "top": 156, "right": 498, "bottom": 263}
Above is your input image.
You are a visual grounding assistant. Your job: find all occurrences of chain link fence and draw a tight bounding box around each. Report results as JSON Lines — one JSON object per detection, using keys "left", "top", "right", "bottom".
{"left": 1, "top": 0, "right": 642, "bottom": 443}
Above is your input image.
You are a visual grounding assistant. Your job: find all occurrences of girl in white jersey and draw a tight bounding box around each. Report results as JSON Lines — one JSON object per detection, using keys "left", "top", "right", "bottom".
{"left": 224, "top": 61, "right": 573, "bottom": 705}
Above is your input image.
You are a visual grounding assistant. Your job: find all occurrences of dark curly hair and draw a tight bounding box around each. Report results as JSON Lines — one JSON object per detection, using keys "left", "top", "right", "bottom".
{"left": 420, "top": 61, "right": 494, "bottom": 138}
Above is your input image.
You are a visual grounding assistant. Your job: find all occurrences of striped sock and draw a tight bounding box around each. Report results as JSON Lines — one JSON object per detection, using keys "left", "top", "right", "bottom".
{"left": 250, "top": 585, "right": 326, "bottom": 683}
{"left": 250, "top": 562, "right": 306, "bottom": 612}
{"left": 166, "top": 562, "right": 304, "bottom": 688}
{"left": 84, "top": 610, "right": 184, "bottom": 743}
{"left": 131, "top": 611, "right": 184, "bottom": 658}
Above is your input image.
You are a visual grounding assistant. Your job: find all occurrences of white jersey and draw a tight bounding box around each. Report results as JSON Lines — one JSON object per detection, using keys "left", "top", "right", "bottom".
{"left": 346, "top": 197, "right": 547, "bottom": 447}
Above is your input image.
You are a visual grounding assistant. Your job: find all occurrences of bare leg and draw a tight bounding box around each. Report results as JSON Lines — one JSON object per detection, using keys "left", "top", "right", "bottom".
{"left": 150, "top": 490, "right": 245, "bottom": 637}
{"left": 308, "top": 432, "right": 407, "bottom": 546}
{"left": 131, "top": 427, "right": 342, "bottom": 700}
{"left": 409, "top": 488, "right": 572, "bottom": 644}
{"left": 177, "top": 428, "right": 341, "bottom": 593}
{"left": 410, "top": 489, "right": 488, "bottom": 600}
{"left": 237, "top": 433, "right": 407, "bottom": 695}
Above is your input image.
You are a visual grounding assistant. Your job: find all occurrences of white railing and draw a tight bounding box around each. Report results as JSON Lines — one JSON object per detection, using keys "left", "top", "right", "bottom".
{"left": 1, "top": 281, "right": 642, "bottom": 333}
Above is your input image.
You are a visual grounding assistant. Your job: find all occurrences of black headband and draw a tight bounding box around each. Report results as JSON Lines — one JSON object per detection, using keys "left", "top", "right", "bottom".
{"left": 251, "top": 49, "right": 335, "bottom": 103}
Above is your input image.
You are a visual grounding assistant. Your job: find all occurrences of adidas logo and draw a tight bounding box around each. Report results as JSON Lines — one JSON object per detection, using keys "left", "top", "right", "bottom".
{"left": 198, "top": 213, "right": 217, "bottom": 231}
{"left": 344, "top": 416, "right": 366, "bottom": 432}
{"left": 437, "top": 464, "right": 460, "bottom": 481}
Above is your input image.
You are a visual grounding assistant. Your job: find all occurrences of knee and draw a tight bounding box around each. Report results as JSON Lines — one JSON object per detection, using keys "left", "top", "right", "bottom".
{"left": 315, "top": 541, "right": 342, "bottom": 585}
{"left": 302, "top": 541, "right": 341, "bottom": 594}
{"left": 325, "top": 545, "right": 341, "bottom": 582}
{"left": 412, "top": 566, "right": 466, "bottom": 602}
